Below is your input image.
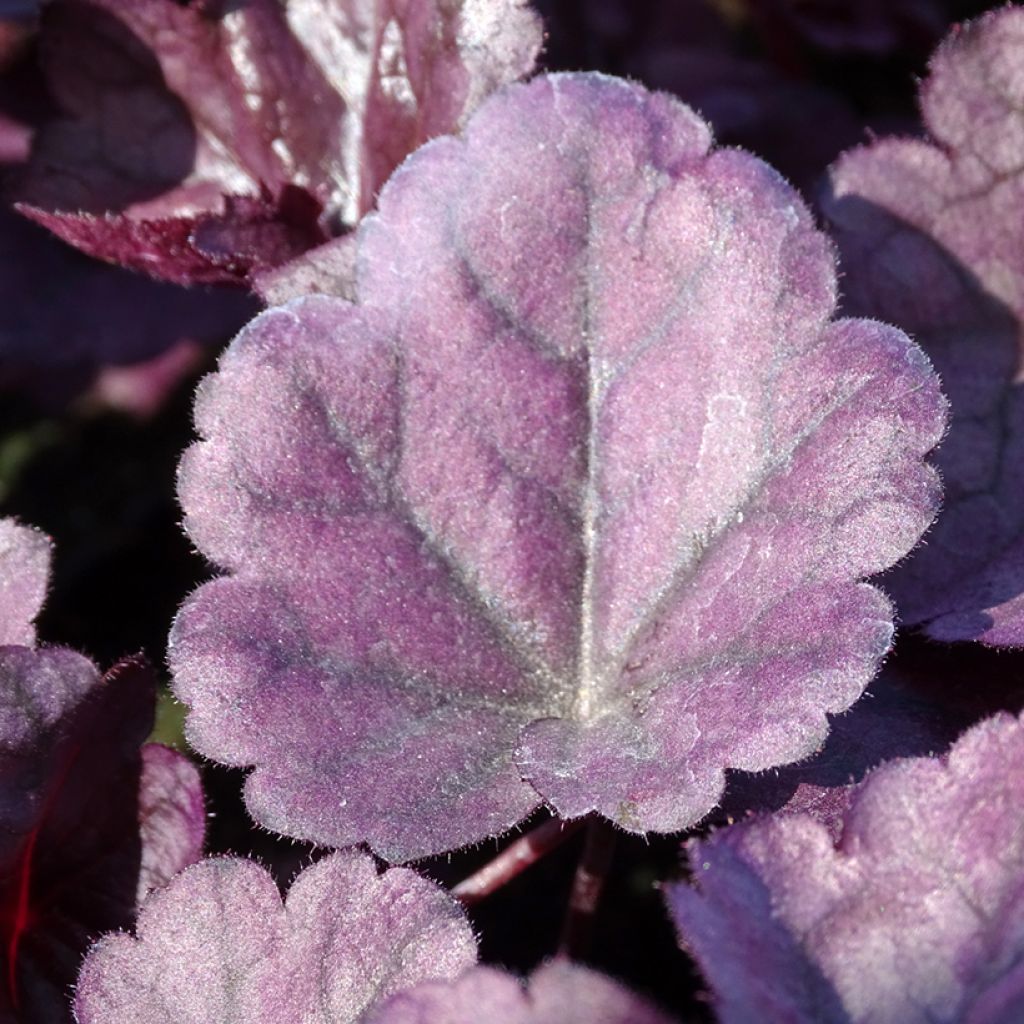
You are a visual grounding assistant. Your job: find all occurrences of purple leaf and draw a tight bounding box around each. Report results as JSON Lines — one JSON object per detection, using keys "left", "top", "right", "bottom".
{"left": 136, "top": 744, "right": 205, "bottom": 899}
{"left": 668, "top": 708, "right": 1024, "bottom": 1024}
{"left": 0, "top": 519, "right": 50, "bottom": 646}
{"left": 74, "top": 850, "right": 477, "bottom": 1024}
{"left": 18, "top": 0, "right": 541, "bottom": 284}
{"left": 823, "top": 7, "right": 1024, "bottom": 645}
{"left": 0, "top": 3, "right": 36, "bottom": 72}
{"left": 0, "top": 112, "right": 29, "bottom": 164}
{"left": 0, "top": 654, "right": 152, "bottom": 1021}
{"left": 171, "top": 73, "right": 946, "bottom": 861}
{"left": 369, "top": 962, "right": 676, "bottom": 1024}
{"left": 0, "top": 517, "right": 203, "bottom": 1019}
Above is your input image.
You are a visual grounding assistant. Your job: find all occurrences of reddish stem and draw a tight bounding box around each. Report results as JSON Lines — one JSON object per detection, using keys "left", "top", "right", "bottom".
{"left": 556, "top": 816, "right": 616, "bottom": 961}
{"left": 453, "top": 816, "right": 586, "bottom": 906}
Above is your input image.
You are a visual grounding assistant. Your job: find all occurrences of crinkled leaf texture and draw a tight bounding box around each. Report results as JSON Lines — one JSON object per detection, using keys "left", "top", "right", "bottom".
{"left": 171, "top": 72, "right": 946, "bottom": 862}
{"left": 0, "top": 653, "right": 202, "bottom": 1023}
{"left": 0, "top": 519, "right": 49, "bottom": 645}
{"left": 368, "top": 962, "right": 675, "bottom": 1024}
{"left": 74, "top": 850, "right": 476, "bottom": 1024}
{"left": 824, "top": 6, "right": 1024, "bottom": 645}
{"left": 18, "top": 0, "right": 541, "bottom": 285}
{"left": 669, "top": 709, "right": 1024, "bottom": 1024}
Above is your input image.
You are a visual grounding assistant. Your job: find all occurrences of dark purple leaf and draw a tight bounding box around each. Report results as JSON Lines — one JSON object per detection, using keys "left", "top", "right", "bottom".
{"left": 74, "top": 850, "right": 476, "bottom": 1023}
{"left": 823, "top": 7, "right": 1024, "bottom": 645}
{"left": 534, "top": 0, "right": 734, "bottom": 72}
{"left": 0, "top": 2, "right": 36, "bottom": 72}
{"left": 756, "top": 0, "right": 945, "bottom": 56}
{"left": 668, "top": 708, "right": 1024, "bottom": 1024}
{"left": 171, "top": 73, "right": 946, "bottom": 861}
{"left": 0, "top": 653, "right": 152, "bottom": 1021}
{"left": 0, "top": 519, "right": 50, "bottom": 646}
{"left": 370, "top": 962, "right": 676, "bottom": 1024}
{"left": 0, "top": 519, "right": 205, "bottom": 1021}
{"left": 18, "top": 0, "right": 541, "bottom": 284}
{"left": 639, "top": 51, "right": 862, "bottom": 195}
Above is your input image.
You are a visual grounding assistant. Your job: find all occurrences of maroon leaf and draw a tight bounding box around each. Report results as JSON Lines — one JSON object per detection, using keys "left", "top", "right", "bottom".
{"left": 0, "top": 654, "right": 152, "bottom": 1020}
{"left": 0, "top": 209, "right": 254, "bottom": 410}
{"left": 18, "top": 0, "right": 541, "bottom": 285}
{"left": 20, "top": 185, "right": 327, "bottom": 287}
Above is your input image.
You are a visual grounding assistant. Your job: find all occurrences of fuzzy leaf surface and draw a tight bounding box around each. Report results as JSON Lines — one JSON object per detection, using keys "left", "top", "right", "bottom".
{"left": 669, "top": 709, "right": 1024, "bottom": 1024}
{"left": 369, "top": 963, "right": 676, "bottom": 1024}
{"left": 824, "top": 7, "right": 1024, "bottom": 644}
{"left": 0, "top": 520, "right": 50, "bottom": 646}
{"left": 74, "top": 851, "right": 476, "bottom": 1024}
{"left": 172, "top": 73, "right": 946, "bottom": 861}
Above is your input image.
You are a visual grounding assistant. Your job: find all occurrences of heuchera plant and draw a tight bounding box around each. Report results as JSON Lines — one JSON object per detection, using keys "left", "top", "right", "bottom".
{"left": 0, "top": 0, "right": 540, "bottom": 414}
{"left": 169, "top": 72, "right": 945, "bottom": 861}
{"left": 4, "top": 2, "right": 1024, "bottom": 1022}
{"left": 368, "top": 962, "right": 678, "bottom": 1023}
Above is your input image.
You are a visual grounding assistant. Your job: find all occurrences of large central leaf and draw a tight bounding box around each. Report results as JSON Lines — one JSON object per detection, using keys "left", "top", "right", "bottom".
{"left": 171, "top": 73, "right": 946, "bottom": 862}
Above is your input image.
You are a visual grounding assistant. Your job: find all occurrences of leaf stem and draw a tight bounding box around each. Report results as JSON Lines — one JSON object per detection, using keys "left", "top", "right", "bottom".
{"left": 452, "top": 815, "right": 586, "bottom": 906}
{"left": 556, "top": 814, "right": 616, "bottom": 960}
